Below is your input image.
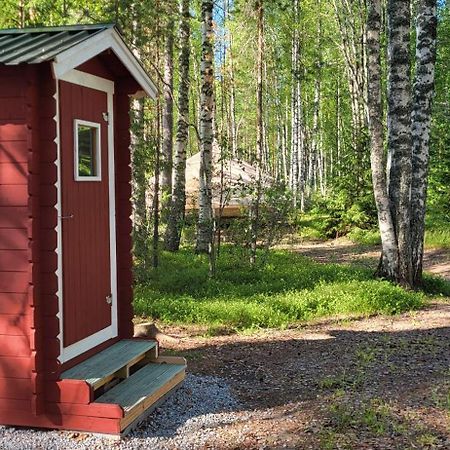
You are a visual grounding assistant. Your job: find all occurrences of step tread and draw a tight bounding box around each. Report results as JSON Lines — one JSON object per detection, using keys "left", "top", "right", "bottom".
{"left": 94, "top": 362, "right": 185, "bottom": 413}
{"left": 61, "top": 339, "right": 157, "bottom": 387}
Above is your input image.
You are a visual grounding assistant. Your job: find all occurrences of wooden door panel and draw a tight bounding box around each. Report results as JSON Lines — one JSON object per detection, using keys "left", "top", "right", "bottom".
{"left": 60, "top": 81, "right": 111, "bottom": 347}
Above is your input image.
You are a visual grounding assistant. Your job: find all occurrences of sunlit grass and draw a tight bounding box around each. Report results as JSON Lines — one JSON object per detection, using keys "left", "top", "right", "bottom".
{"left": 133, "top": 247, "right": 428, "bottom": 332}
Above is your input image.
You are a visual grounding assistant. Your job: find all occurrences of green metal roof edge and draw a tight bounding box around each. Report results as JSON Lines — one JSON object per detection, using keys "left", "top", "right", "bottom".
{"left": 0, "top": 23, "right": 115, "bottom": 35}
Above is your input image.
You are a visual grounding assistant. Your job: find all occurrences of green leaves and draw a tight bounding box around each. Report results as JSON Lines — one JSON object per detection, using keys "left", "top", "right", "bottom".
{"left": 133, "top": 247, "right": 425, "bottom": 332}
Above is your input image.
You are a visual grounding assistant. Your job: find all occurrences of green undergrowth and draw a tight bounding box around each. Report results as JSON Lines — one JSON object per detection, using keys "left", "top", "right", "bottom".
{"left": 425, "top": 214, "right": 450, "bottom": 249}
{"left": 133, "top": 248, "right": 431, "bottom": 333}
{"left": 348, "top": 226, "right": 450, "bottom": 249}
{"left": 298, "top": 211, "right": 450, "bottom": 250}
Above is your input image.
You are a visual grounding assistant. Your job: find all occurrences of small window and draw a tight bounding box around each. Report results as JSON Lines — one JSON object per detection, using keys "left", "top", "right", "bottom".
{"left": 74, "top": 120, "right": 101, "bottom": 181}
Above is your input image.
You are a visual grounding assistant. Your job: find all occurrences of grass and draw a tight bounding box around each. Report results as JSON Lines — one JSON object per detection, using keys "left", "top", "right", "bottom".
{"left": 133, "top": 247, "right": 427, "bottom": 332}
{"left": 344, "top": 226, "right": 450, "bottom": 249}
{"left": 298, "top": 212, "right": 450, "bottom": 249}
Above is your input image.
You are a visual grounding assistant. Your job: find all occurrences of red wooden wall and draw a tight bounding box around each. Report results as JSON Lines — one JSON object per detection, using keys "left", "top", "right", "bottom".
{"left": 0, "top": 64, "right": 42, "bottom": 416}
{"left": 0, "top": 53, "right": 136, "bottom": 427}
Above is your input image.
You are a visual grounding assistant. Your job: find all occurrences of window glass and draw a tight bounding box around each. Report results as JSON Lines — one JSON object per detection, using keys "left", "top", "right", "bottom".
{"left": 77, "top": 124, "right": 99, "bottom": 177}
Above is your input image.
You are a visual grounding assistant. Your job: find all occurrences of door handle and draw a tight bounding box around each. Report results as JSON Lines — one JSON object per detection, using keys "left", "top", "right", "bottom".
{"left": 59, "top": 214, "right": 74, "bottom": 220}
{"left": 106, "top": 294, "right": 112, "bottom": 305}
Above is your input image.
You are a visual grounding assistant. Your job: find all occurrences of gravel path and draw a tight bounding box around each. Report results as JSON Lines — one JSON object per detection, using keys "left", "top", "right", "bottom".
{"left": 0, "top": 375, "right": 243, "bottom": 450}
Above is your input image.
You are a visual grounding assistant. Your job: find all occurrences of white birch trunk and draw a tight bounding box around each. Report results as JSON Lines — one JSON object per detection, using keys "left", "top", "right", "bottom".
{"left": 367, "top": 0, "right": 399, "bottom": 280}
{"left": 290, "top": 10, "right": 299, "bottom": 202}
{"left": 387, "top": 0, "right": 413, "bottom": 286}
{"left": 411, "top": 0, "right": 437, "bottom": 285}
{"left": 161, "top": 20, "right": 174, "bottom": 201}
{"left": 164, "top": 0, "right": 191, "bottom": 251}
{"left": 196, "top": 0, "right": 215, "bottom": 254}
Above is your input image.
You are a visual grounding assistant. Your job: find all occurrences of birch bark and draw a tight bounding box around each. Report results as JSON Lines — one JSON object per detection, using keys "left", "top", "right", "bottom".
{"left": 387, "top": 0, "right": 413, "bottom": 286}
{"left": 164, "top": 0, "right": 191, "bottom": 252}
{"left": 411, "top": 0, "right": 437, "bottom": 285}
{"left": 290, "top": 4, "right": 299, "bottom": 202}
{"left": 367, "top": 0, "right": 399, "bottom": 280}
{"left": 161, "top": 19, "right": 174, "bottom": 203}
{"left": 196, "top": 0, "right": 215, "bottom": 254}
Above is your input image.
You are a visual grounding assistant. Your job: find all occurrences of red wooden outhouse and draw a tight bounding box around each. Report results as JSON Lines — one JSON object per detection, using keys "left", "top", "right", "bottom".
{"left": 0, "top": 24, "right": 186, "bottom": 435}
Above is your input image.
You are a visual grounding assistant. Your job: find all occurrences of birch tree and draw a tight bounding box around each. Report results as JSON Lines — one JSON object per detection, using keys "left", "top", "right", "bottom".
{"left": 386, "top": 0, "right": 413, "bottom": 285}
{"left": 290, "top": 0, "right": 305, "bottom": 210}
{"left": 250, "top": 0, "right": 264, "bottom": 264}
{"left": 410, "top": 0, "right": 437, "bottom": 285}
{"left": 196, "top": 0, "right": 215, "bottom": 254}
{"left": 161, "top": 18, "right": 174, "bottom": 206}
{"left": 366, "top": 0, "right": 437, "bottom": 287}
{"left": 333, "top": 0, "right": 369, "bottom": 190}
{"left": 164, "top": 0, "right": 191, "bottom": 252}
{"left": 367, "top": 0, "right": 399, "bottom": 280}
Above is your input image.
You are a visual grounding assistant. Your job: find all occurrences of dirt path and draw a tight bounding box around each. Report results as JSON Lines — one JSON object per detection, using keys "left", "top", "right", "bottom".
{"left": 161, "top": 300, "right": 450, "bottom": 449}
{"left": 156, "top": 241, "right": 450, "bottom": 449}
{"left": 280, "top": 238, "right": 450, "bottom": 281}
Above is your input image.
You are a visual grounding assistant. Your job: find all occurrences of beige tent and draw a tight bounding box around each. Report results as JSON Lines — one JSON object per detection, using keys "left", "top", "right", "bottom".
{"left": 185, "top": 149, "right": 261, "bottom": 218}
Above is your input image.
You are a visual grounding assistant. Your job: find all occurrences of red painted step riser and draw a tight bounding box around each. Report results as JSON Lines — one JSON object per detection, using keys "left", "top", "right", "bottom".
{"left": 46, "top": 402, "right": 123, "bottom": 419}
{"left": 0, "top": 410, "right": 121, "bottom": 434}
{"left": 44, "top": 380, "right": 92, "bottom": 404}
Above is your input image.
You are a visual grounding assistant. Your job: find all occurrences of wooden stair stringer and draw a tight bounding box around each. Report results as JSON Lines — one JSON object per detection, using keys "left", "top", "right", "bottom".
{"left": 94, "top": 356, "right": 187, "bottom": 432}
{"left": 46, "top": 341, "right": 186, "bottom": 434}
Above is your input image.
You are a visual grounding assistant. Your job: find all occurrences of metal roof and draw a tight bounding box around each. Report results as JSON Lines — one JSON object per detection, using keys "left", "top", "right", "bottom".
{"left": 0, "top": 24, "right": 115, "bottom": 65}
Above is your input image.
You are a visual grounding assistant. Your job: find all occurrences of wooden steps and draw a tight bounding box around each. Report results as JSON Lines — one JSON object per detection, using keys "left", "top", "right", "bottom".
{"left": 59, "top": 339, "right": 186, "bottom": 434}
{"left": 95, "top": 358, "right": 186, "bottom": 430}
{"left": 61, "top": 339, "right": 158, "bottom": 390}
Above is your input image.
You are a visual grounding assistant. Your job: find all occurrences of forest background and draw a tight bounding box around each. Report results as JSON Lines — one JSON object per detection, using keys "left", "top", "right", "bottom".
{"left": 1, "top": 0, "right": 449, "bottom": 331}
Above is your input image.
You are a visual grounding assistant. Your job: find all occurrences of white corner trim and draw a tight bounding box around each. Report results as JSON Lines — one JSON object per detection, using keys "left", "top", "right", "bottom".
{"left": 74, "top": 119, "right": 102, "bottom": 182}
{"left": 52, "top": 28, "right": 157, "bottom": 98}
{"left": 55, "top": 79, "right": 63, "bottom": 361}
{"left": 57, "top": 71, "right": 118, "bottom": 364}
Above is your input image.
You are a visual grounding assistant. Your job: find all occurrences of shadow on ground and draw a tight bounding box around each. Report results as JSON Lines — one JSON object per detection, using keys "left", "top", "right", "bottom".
{"left": 158, "top": 309, "right": 450, "bottom": 449}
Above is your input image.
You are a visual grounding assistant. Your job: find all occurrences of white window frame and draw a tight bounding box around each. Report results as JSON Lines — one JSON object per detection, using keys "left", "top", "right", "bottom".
{"left": 74, "top": 119, "right": 102, "bottom": 181}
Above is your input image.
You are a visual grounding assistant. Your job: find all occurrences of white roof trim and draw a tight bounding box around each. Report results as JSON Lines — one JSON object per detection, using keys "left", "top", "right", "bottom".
{"left": 52, "top": 28, "right": 157, "bottom": 98}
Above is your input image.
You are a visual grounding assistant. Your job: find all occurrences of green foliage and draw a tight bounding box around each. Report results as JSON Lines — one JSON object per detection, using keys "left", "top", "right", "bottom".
{"left": 298, "top": 190, "right": 378, "bottom": 239}
{"left": 429, "top": 5, "right": 450, "bottom": 219}
{"left": 134, "top": 247, "right": 425, "bottom": 332}
{"left": 225, "top": 180, "right": 295, "bottom": 254}
{"left": 347, "top": 228, "right": 381, "bottom": 246}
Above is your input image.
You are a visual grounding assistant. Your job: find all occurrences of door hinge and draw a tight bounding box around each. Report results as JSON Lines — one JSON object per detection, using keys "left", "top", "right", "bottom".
{"left": 102, "top": 112, "right": 109, "bottom": 124}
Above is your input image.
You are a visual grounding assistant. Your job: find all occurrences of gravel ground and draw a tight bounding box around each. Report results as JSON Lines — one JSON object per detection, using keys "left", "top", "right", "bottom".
{"left": 0, "top": 374, "right": 243, "bottom": 450}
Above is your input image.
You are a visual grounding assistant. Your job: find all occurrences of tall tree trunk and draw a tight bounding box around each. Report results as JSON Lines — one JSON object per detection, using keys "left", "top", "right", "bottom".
{"left": 161, "top": 19, "right": 174, "bottom": 206}
{"left": 290, "top": 0, "right": 302, "bottom": 207}
{"left": 333, "top": 0, "right": 369, "bottom": 190}
{"left": 227, "top": 25, "right": 238, "bottom": 158}
{"left": 164, "top": 0, "right": 191, "bottom": 252}
{"left": 196, "top": 0, "right": 215, "bottom": 255}
{"left": 152, "top": 0, "right": 163, "bottom": 268}
{"left": 309, "top": 76, "right": 320, "bottom": 195}
{"left": 387, "top": 0, "right": 413, "bottom": 286}
{"left": 19, "top": 0, "right": 25, "bottom": 27}
{"left": 282, "top": 98, "right": 289, "bottom": 182}
{"left": 308, "top": 9, "right": 322, "bottom": 197}
{"left": 410, "top": 0, "right": 437, "bottom": 286}
{"left": 153, "top": 98, "right": 161, "bottom": 268}
{"left": 367, "top": 0, "right": 399, "bottom": 280}
{"left": 250, "top": 0, "right": 264, "bottom": 264}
